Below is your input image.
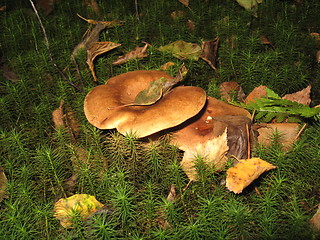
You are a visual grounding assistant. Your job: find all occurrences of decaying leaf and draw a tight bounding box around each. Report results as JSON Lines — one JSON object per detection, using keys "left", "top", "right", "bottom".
{"left": 186, "top": 19, "right": 196, "bottom": 31}
{"left": 111, "top": 64, "right": 187, "bottom": 108}
{"left": 200, "top": 37, "right": 220, "bottom": 71}
{"left": 52, "top": 100, "right": 65, "bottom": 128}
{"left": 0, "top": 166, "right": 8, "bottom": 202}
{"left": 316, "top": 50, "right": 320, "bottom": 64}
{"left": 181, "top": 129, "right": 229, "bottom": 181}
{"left": 170, "top": 10, "right": 186, "bottom": 20}
{"left": 83, "top": 0, "right": 101, "bottom": 16}
{"left": 226, "top": 158, "right": 276, "bottom": 194}
{"left": 282, "top": 85, "right": 311, "bottom": 105}
{"left": 310, "top": 204, "right": 320, "bottom": 231}
{"left": 166, "top": 184, "right": 177, "bottom": 202}
{"left": 160, "top": 62, "right": 175, "bottom": 71}
{"left": 113, "top": 42, "right": 149, "bottom": 65}
{"left": 52, "top": 100, "right": 81, "bottom": 142}
{"left": 219, "top": 81, "right": 245, "bottom": 102}
{"left": 178, "top": 0, "right": 191, "bottom": 10}
{"left": 236, "top": 0, "right": 263, "bottom": 13}
{"left": 158, "top": 40, "right": 202, "bottom": 60}
{"left": 86, "top": 41, "right": 121, "bottom": 81}
{"left": 72, "top": 15, "right": 124, "bottom": 58}
{"left": 254, "top": 123, "right": 301, "bottom": 150}
{"left": 54, "top": 194, "right": 104, "bottom": 228}
{"left": 244, "top": 85, "right": 268, "bottom": 104}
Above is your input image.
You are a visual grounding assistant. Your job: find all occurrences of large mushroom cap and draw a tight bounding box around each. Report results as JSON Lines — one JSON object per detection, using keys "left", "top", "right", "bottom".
{"left": 84, "top": 70, "right": 207, "bottom": 138}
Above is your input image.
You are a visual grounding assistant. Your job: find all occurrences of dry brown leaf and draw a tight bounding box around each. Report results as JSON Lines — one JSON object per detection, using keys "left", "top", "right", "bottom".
{"left": 226, "top": 158, "right": 276, "bottom": 194}
{"left": 180, "top": 129, "right": 229, "bottom": 181}
{"left": 244, "top": 85, "right": 268, "bottom": 104}
{"left": 160, "top": 62, "right": 175, "bottom": 71}
{"left": 186, "top": 19, "right": 196, "bottom": 31}
{"left": 112, "top": 42, "right": 149, "bottom": 65}
{"left": 219, "top": 82, "right": 245, "bottom": 102}
{"left": 309, "top": 33, "right": 320, "bottom": 42}
{"left": 0, "top": 166, "right": 8, "bottom": 202}
{"left": 200, "top": 37, "right": 220, "bottom": 72}
{"left": 52, "top": 100, "right": 65, "bottom": 128}
{"left": 255, "top": 123, "right": 301, "bottom": 150}
{"left": 316, "top": 50, "right": 320, "bottom": 64}
{"left": 166, "top": 184, "right": 177, "bottom": 203}
{"left": 310, "top": 204, "right": 320, "bottom": 231}
{"left": 65, "top": 108, "right": 81, "bottom": 140}
{"left": 178, "top": 0, "right": 190, "bottom": 8}
{"left": 282, "top": 85, "right": 311, "bottom": 105}
{"left": 259, "top": 35, "right": 274, "bottom": 47}
{"left": 86, "top": 41, "right": 121, "bottom": 81}
{"left": 54, "top": 194, "right": 104, "bottom": 228}
{"left": 83, "top": 0, "right": 100, "bottom": 16}
{"left": 170, "top": 10, "right": 185, "bottom": 20}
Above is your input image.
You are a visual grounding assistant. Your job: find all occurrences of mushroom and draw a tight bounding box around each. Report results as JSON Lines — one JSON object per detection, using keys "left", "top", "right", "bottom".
{"left": 171, "top": 96, "right": 252, "bottom": 180}
{"left": 84, "top": 70, "right": 207, "bottom": 138}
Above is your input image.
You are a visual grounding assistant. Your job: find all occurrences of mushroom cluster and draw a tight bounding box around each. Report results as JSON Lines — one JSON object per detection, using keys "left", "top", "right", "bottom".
{"left": 84, "top": 70, "right": 252, "bottom": 179}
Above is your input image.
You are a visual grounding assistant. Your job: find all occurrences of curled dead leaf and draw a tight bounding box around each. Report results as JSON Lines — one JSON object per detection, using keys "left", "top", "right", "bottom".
{"left": 226, "top": 157, "right": 276, "bottom": 194}
{"left": 113, "top": 42, "right": 149, "bottom": 65}
{"left": 86, "top": 41, "right": 121, "bottom": 81}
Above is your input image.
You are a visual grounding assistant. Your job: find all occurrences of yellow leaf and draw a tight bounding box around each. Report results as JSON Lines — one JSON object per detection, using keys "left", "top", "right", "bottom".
{"left": 53, "top": 194, "right": 104, "bottom": 228}
{"left": 158, "top": 40, "right": 202, "bottom": 60}
{"left": 226, "top": 158, "right": 276, "bottom": 194}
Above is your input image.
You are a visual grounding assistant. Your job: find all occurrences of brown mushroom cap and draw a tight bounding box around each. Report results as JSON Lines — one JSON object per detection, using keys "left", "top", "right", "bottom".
{"left": 84, "top": 70, "right": 207, "bottom": 138}
{"left": 171, "top": 96, "right": 252, "bottom": 159}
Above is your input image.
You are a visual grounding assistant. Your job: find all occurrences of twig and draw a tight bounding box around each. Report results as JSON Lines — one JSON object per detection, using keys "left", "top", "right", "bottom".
{"left": 294, "top": 123, "right": 307, "bottom": 141}
{"left": 29, "top": 0, "right": 82, "bottom": 92}
{"left": 134, "top": 0, "right": 140, "bottom": 21}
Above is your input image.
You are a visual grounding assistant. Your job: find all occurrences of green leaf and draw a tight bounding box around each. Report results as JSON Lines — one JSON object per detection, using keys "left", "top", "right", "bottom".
{"left": 133, "top": 77, "right": 166, "bottom": 105}
{"left": 158, "top": 40, "right": 202, "bottom": 60}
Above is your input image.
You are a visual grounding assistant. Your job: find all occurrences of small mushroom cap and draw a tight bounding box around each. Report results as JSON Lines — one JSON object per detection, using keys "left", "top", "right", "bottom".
{"left": 171, "top": 96, "right": 252, "bottom": 158}
{"left": 84, "top": 70, "right": 207, "bottom": 138}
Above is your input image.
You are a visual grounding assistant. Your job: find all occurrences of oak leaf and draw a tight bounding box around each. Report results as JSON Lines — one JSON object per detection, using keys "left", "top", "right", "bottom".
{"left": 226, "top": 158, "right": 276, "bottom": 194}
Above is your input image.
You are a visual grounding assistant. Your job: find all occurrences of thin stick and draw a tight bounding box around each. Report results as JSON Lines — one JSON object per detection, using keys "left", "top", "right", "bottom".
{"left": 29, "top": 0, "right": 82, "bottom": 92}
{"left": 134, "top": 0, "right": 140, "bottom": 21}
{"left": 246, "top": 124, "right": 251, "bottom": 159}
{"left": 294, "top": 123, "right": 307, "bottom": 141}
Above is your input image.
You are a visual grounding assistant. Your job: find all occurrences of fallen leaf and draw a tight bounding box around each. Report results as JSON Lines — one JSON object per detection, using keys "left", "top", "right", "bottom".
{"left": 180, "top": 129, "right": 229, "bottom": 181}
{"left": 259, "top": 35, "right": 272, "bottom": 45}
{"left": 52, "top": 100, "right": 65, "bottom": 128}
{"left": 178, "top": 0, "right": 189, "bottom": 8}
{"left": 0, "top": 5, "right": 6, "bottom": 11}
{"left": 309, "top": 33, "right": 320, "bottom": 42}
{"left": 160, "top": 62, "right": 175, "bottom": 71}
{"left": 158, "top": 40, "right": 202, "bottom": 60}
{"left": 219, "top": 81, "right": 245, "bottom": 102}
{"left": 110, "top": 64, "right": 187, "bottom": 108}
{"left": 200, "top": 37, "right": 220, "bottom": 72}
{"left": 282, "top": 85, "right": 311, "bottom": 105}
{"left": 0, "top": 166, "right": 8, "bottom": 202}
{"left": 54, "top": 194, "right": 104, "bottom": 228}
{"left": 236, "top": 0, "right": 263, "bottom": 15}
{"left": 310, "top": 204, "right": 320, "bottom": 231}
{"left": 244, "top": 85, "right": 268, "bottom": 104}
{"left": 72, "top": 16, "right": 124, "bottom": 58}
{"left": 186, "top": 19, "right": 196, "bottom": 31}
{"left": 37, "top": 0, "right": 57, "bottom": 15}
{"left": 86, "top": 41, "right": 121, "bottom": 81}
{"left": 254, "top": 123, "right": 301, "bottom": 150}
{"left": 112, "top": 42, "right": 149, "bottom": 65}
{"left": 226, "top": 158, "right": 276, "bottom": 194}
{"left": 170, "top": 10, "right": 185, "bottom": 20}
{"left": 316, "top": 50, "right": 320, "bottom": 64}
{"left": 166, "top": 184, "right": 177, "bottom": 202}
{"left": 64, "top": 107, "right": 81, "bottom": 140}
{"left": 83, "top": 0, "right": 101, "bottom": 16}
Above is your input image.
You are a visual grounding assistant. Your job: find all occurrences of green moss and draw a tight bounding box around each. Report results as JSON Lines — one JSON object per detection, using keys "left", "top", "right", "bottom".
{"left": 0, "top": 0, "right": 320, "bottom": 238}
